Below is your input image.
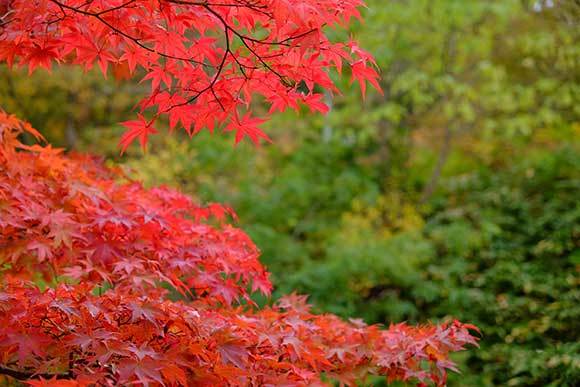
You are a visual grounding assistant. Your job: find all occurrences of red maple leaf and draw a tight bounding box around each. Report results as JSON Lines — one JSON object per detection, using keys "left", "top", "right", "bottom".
{"left": 119, "top": 114, "right": 158, "bottom": 153}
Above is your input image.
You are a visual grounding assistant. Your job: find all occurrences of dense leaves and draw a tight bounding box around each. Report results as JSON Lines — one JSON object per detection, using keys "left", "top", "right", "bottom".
{"left": 0, "top": 0, "right": 380, "bottom": 150}
{"left": 0, "top": 111, "right": 269, "bottom": 305}
{"left": 421, "top": 146, "right": 580, "bottom": 386}
{"left": 0, "top": 112, "right": 478, "bottom": 385}
{"left": 0, "top": 282, "right": 478, "bottom": 386}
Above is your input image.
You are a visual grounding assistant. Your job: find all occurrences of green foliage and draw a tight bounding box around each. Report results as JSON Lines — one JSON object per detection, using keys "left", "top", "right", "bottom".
{"left": 424, "top": 146, "right": 580, "bottom": 386}
{"left": 249, "top": 141, "right": 579, "bottom": 386}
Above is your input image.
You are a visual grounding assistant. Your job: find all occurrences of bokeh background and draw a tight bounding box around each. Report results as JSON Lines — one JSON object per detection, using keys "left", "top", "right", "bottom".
{"left": 1, "top": 0, "right": 579, "bottom": 385}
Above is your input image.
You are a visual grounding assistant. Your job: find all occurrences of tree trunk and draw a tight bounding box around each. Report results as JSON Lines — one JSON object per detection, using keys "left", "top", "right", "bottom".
{"left": 420, "top": 125, "right": 452, "bottom": 203}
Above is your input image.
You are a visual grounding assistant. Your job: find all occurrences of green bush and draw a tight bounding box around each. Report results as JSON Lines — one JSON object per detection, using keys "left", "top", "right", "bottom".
{"left": 423, "top": 147, "right": 580, "bottom": 385}
{"left": 272, "top": 145, "right": 580, "bottom": 386}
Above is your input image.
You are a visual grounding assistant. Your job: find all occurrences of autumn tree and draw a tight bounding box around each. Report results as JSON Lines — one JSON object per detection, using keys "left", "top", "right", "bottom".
{"left": 1, "top": 1, "right": 478, "bottom": 385}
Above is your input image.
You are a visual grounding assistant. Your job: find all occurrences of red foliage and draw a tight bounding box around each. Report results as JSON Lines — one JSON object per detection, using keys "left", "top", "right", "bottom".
{"left": 0, "top": 0, "right": 381, "bottom": 151}
{"left": 0, "top": 112, "right": 479, "bottom": 385}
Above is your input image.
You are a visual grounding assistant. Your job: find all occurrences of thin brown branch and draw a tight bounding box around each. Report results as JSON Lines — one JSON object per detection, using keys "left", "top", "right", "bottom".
{"left": 0, "top": 366, "right": 70, "bottom": 381}
{"left": 203, "top": 4, "right": 292, "bottom": 87}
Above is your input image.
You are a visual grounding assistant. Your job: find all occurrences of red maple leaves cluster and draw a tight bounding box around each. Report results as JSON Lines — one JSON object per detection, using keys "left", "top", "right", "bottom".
{"left": 0, "top": 0, "right": 380, "bottom": 150}
{"left": 1, "top": 114, "right": 270, "bottom": 304}
{"left": 0, "top": 112, "right": 478, "bottom": 385}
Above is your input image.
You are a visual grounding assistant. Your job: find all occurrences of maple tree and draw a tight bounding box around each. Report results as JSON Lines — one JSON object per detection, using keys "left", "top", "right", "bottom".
{"left": 0, "top": 111, "right": 479, "bottom": 386}
{"left": 0, "top": 0, "right": 380, "bottom": 151}
{"left": 1, "top": 1, "right": 479, "bottom": 385}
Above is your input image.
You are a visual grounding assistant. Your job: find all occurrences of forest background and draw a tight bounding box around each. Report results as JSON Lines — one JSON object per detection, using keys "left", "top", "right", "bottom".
{"left": 1, "top": 0, "right": 578, "bottom": 385}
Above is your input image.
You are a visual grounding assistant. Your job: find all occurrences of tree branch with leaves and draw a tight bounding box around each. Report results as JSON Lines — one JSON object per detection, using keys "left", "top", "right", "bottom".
{"left": 1, "top": 0, "right": 380, "bottom": 151}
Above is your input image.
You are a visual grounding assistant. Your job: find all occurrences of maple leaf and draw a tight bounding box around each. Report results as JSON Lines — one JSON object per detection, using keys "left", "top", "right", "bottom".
{"left": 50, "top": 298, "right": 80, "bottom": 317}
{"left": 251, "top": 273, "right": 273, "bottom": 295}
{"left": 303, "top": 93, "right": 330, "bottom": 114}
{"left": 119, "top": 45, "right": 153, "bottom": 73}
{"left": 72, "top": 40, "right": 116, "bottom": 78}
{"left": 1, "top": 332, "right": 49, "bottom": 363}
{"left": 119, "top": 114, "right": 158, "bottom": 153}
{"left": 160, "top": 363, "right": 188, "bottom": 386}
{"left": 68, "top": 330, "right": 115, "bottom": 351}
{"left": 128, "top": 343, "right": 159, "bottom": 361}
{"left": 142, "top": 64, "right": 174, "bottom": 91}
{"left": 350, "top": 60, "right": 383, "bottom": 99}
{"left": 113, "top": 259, "right": 145, "bottom": 276}
{"left": 118, "top": 357, "right": 165, "bottom": 386}
{"left": 226, "top": 114, "right": 272, "bottom": 145}
{"left": 22, "top": 43, "right": 59, "bottom": 75}
{"left": 48, "top": 222, "right": 83, "bottom": 249}
{"left": 26, "top": 240, "right": 52, "bottom": 262}
{"left": 128, "top": 301, "right": 160, "bottom": 326}
{"left": 218, "top": 341, "right": 249, "bottom": 369}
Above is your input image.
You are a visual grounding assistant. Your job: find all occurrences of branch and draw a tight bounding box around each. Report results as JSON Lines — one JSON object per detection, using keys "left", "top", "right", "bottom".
{"left": 202, "top": 4, "right": 292, "bottom": 87}
{"left": 167, "top": 13, "right": 231, "bottom": 112}
{"left": 0, "top": 366, "right": 70, "bottom": 381}
{"left": 165, "top": 0, "right": 271, "bottom": 17}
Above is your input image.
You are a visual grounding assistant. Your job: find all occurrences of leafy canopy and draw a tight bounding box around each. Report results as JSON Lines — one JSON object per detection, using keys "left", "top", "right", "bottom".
{"left": 0, "top": 0, "right": 380, "bottom": 151}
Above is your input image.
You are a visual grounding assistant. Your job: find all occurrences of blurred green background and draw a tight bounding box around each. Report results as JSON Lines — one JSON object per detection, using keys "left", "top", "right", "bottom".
{"left": 1, "top": 0, "right": 579, "bottom": 385}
